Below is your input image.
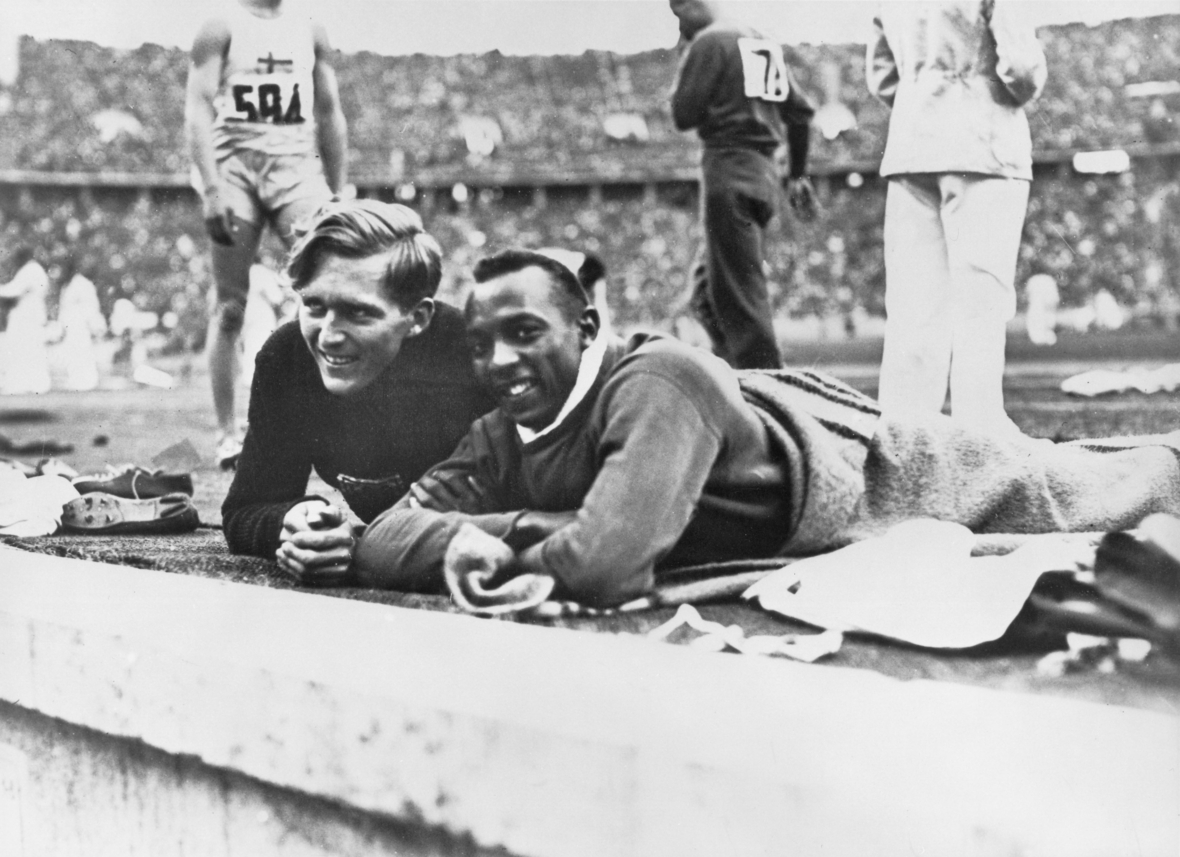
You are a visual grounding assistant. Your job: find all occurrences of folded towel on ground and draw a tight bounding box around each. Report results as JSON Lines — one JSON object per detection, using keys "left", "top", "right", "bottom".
{"left": 0, "top": 471, "right": 79, "bottom": 537}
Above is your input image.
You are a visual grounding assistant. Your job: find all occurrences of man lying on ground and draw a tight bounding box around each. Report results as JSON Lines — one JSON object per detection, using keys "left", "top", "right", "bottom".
{"left": 221, "top": 200, "right": 494, "bottom": 581}
{"left": 349, "top": 249, "right": 1180, "bottom": 607}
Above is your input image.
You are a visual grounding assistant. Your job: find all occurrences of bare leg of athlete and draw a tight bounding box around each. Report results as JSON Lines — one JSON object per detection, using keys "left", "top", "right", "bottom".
{"left": 208, "top": 216, "right": 262, "bottom": 468}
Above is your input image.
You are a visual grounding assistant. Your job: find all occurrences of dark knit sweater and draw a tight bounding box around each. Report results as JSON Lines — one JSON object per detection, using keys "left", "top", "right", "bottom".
{"left": 222, "top": 303, "right": 495, "bottom": 558}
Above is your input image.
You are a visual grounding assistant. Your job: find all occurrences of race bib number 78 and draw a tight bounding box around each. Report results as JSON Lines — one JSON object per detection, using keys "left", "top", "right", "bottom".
{"left": 737, "top": 37, "right": 789, "bottom": 102}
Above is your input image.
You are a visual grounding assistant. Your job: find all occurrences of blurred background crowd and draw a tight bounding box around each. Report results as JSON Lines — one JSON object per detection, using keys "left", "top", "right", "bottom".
{"left": 0, "top": 12, "right": 1176, "bottom": 365}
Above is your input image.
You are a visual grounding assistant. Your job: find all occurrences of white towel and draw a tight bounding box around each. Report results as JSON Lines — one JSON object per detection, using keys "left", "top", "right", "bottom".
{"left": 0, "top": 471, "right": 80, "bottom": 537}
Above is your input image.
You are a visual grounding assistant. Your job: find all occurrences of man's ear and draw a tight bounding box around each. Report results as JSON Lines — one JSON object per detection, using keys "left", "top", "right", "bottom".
{"left": 407, "top": 297, "right": 435, "bottom": 338}
{"left": 578, "top": 305, "right": 600, "bottom": 347}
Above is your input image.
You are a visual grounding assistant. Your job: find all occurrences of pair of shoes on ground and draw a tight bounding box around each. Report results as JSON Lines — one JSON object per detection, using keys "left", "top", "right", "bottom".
{"left": 63, "top": 465, "right": 199, "bottom": 535}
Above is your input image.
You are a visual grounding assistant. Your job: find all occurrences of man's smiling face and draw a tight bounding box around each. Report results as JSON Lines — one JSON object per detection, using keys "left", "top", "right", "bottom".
{"left": 297, "top": 253, "right": 430, "bottom": 397}
{"left": 464, "top": 266, "right": 598, "bottom": 431}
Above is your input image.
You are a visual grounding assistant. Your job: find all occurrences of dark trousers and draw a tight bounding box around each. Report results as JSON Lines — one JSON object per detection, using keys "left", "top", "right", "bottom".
{"left": 690, "top": 148, "right": 783, "bottom": 370}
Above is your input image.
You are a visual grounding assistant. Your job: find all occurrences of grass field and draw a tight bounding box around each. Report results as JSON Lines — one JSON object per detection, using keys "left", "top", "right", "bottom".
{"left": 0, "top": 327, "right": 1177, "bottom": 529}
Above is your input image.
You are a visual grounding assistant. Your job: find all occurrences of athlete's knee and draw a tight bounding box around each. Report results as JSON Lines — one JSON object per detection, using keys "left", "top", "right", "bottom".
{"left": 213, "top": 300, "right": 246, "bottom": 335}
{"left": 954, "top": 282, "right": 1017, "bottom": 326}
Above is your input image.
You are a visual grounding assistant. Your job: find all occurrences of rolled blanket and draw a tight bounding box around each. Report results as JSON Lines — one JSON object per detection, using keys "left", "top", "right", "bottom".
{"left": 738, "top": 368, "right": 879, "bottom": 553}
{"left": 739, "top": 370, "right": 1180, "bottom": 553}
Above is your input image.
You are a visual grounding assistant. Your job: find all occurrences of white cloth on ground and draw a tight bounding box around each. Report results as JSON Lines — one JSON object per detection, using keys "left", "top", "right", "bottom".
{"left": 648, "top": 603, "right": 843, "bottom": 662}
{"left": 0, "top": 469, "right": 80, "bottom": 536}
{"left": 1061, "top": 364, "right": 1180, "bottom": 397}
{"left": 744, "top": 519, "right": 1095, "bottom": 649}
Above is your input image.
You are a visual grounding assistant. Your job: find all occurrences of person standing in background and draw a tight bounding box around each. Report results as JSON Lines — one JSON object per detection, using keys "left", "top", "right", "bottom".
{"left": 669, "top": 0, "right": 817, "bottom": 370}
{"left": 57, "top": 257, "right": 108, "bottom": 391}
{"left": 185, "top": 0, "right": 348, "bottom": 468}
{"left": 240, "top": 255, "right": 294, "bottom": 388}
{"left": 868, "top": 1, "right": 1046, "bottom": 433}
{"left": 1024, "top": 272, "right": 1060, "bottom": 346}
{"left": 0, "top": 247, "right": 51, "bottom": 395}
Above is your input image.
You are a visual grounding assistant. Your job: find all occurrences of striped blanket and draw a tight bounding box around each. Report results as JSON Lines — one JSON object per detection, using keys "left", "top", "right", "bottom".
{"left": 740, "top": 368, "right": 1180, "bottom": 554}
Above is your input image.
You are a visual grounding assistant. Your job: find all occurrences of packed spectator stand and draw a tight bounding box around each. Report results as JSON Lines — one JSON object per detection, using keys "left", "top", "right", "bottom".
{"left": 0, "top": 14, "right": 1176, "bottom": 340}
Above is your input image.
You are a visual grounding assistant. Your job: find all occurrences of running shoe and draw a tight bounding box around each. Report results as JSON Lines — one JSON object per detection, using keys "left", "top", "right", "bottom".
{"left": 61, "top": 491, "right": 200, "bottom": 535}
{"left": 1094, "top": 513, "right": 1180, "bottom": 650}
{"left": 73, "top": 466, "right": 194, "bottom": 499}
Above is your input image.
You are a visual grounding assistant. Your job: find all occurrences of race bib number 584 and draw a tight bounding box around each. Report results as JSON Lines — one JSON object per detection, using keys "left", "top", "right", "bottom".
{"left": 228, "top": 75, "right": 305, "bottom": 125}
{"left": 737, "top": 37, "right": 789, "bottom": 102}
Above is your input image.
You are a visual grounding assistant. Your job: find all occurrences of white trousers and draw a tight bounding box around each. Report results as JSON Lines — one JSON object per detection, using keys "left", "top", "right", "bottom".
{"left": 878, "top": 173, "right": 1030, "bottom": 430}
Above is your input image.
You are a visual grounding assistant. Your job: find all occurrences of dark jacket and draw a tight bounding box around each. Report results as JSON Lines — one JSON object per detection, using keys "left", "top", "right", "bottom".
{"left": 671, "top": 20, "right": 815, "bottom": 174}
{"left": 222, "top": 303, "right": 495, "bottom": 558}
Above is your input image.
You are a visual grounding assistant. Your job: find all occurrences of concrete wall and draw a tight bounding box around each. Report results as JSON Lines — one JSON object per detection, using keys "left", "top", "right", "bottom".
{"left": 1, "top": 545, "right": 1178, "bottom": 857}
{"left": 0, "top": 701, "right": 496, "bottom": 857}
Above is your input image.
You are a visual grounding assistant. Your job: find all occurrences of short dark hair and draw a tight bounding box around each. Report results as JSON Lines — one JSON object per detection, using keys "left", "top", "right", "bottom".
{"left": 472, "top": 249, "right": 590, "bottom": 320}
{"left": 287, "top": 199, "right": 442, "bottom": 309}
{"left": 577, "top": 253, "right": 606, "bottom": 291}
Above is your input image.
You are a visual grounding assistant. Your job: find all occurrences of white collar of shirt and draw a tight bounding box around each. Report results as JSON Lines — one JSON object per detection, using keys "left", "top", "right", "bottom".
{"left": 516, "top": 334, "right": 607, "bottom": 444}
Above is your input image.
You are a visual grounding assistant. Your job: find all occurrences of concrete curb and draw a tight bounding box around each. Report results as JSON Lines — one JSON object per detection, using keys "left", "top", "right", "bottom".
{"left": 1, "top": 546, "right": 1177, "bottom": 856}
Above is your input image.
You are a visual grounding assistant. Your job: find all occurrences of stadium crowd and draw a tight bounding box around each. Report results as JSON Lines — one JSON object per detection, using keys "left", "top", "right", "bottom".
{"left": 0, "top": 14, "right": 1176, "bottom": 342}
{"left": 3, "top": 15, "right": 1175, "bottom": 176}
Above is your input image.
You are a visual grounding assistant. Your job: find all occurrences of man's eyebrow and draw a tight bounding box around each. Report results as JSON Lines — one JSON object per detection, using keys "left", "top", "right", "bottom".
{"left": 469, "top": 308, "right": 539, "bottom": 326}
{"left": 499, "top": 309, "right": 547, "bottom": 324}
{"left": 304, "top": 293, "right": 385, "bottom": 314}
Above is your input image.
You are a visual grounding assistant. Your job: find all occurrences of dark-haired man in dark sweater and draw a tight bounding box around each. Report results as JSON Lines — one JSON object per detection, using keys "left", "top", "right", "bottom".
{"left": 670, "top": 0, "right": 817, "bottom": 370}
{"left": 351, "top": 250, "right": 1180, "bottom": 608}
{"left": 221, "top": 200, "right": 493, "bottom": 582}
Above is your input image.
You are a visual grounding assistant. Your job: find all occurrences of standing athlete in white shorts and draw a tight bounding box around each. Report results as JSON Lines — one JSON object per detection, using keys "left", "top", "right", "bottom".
{"left": 185, "top": 0, "right": 348, "bottom": 468}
